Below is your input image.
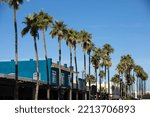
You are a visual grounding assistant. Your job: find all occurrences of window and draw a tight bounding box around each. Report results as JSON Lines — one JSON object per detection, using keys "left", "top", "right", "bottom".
{"left": 52, "top": 70, "right": 57, "bottom": 83}
{"left": 61, "top": 73, "right": 65, "bottom": 85}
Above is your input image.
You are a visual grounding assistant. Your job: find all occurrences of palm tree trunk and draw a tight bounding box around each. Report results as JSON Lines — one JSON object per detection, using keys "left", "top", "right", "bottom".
{"left": 88, "top": 52, "right": 91, "bottom": 100}
{"left": 125, "top": 74, "right": 127, "bottom": 98}
{"left": 145, "top": 80, "right": 146, "bottom": 94}
{"left": 139, "top": 78, "right": 141, "bottom": 98}
{"left": 131, "top": 84, "right": 133, "bottom": 97}
{"left": 108, "top": 66, "right": 110, "bottom": 100}
{"left": 120, "top": 78, "right": 122, "bottom": 98}
{"left": 142, "top": 80, "right": 143, "bottom": 97}
{"left": 99, "top": 68, "right": 101, "bottom": 99}
{"left": 104, "top": 65, "right": 107, "bottom": 93}
{"left": 129, "top": 85, "right": 131, "bottom": 97}
{"left": 140, "top": 79, "right": 142, "bottom": 98}
{"left": 13, "top": 8, "right": 19, "bottom": 100}
{"left": 69, "top": 46, "right": 72, "bottom": 100}
{"left": 89, "top": 81, "right": 91, "bottom": 100}
{"left": 95, "top": 68, "right": 98, "bottom": 100}
{"left": 122, "top": 74, "right": 125, "bottom": 97}
{"left": 137, "top": 77, "right": 139, "bottom": 98}
{"left": 99, "top": 77, "right": 102, "bottom": 98}
{"left": 33, "top": 36, "right": 40, "bottom": 100}
{"left": 42, "top": 29, "right": 50, "bottom": 100}
{"left": 144, "top": 80, "right": 146, "bottom": 94}
{"left": 140, "top": 78, "right": 142, "bottom": 97}
{"left": 89, "top": 52, "right": 91, "bottom": 75}
{"left": 58, "top": 37, "right": 62, "bottom": 100}
{"left": 84, "top": 52, "right": 87, "bottom": 100}
{"left": 74, "top": 47, "right": 78, "bottom": 100}
{"left": 143, "top": 80, "right": 145, "bottom": 95}
{"left": 134, "top": 76, "right": 137, "bottom": 98}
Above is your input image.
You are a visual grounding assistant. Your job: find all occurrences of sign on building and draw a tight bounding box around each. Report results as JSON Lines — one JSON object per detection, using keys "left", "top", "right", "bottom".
{"left": 33, "top": 72, "right": 41, "bottom": 80}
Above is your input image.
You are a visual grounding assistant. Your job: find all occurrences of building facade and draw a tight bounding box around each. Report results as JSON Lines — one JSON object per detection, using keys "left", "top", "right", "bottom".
{"left": 0, "top": 58, "right": 73, "bottom": 100}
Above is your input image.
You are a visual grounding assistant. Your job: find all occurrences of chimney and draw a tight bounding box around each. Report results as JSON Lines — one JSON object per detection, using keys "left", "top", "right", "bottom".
{"left": 64, "top": 64, "right": 67, "bottom": 68}
{"left": 11, "top": 59, "right": 14, "bottom": 62}
{"left": 57, "top": 61, "right": 59, "bottom": 64}
{"left": 30, "top": 59, "right": 33, "bottom": 61}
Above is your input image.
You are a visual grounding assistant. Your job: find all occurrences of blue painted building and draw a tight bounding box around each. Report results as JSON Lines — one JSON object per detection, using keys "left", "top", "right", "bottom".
{"left": 0, "top": 58, "right": 72, "bottom": 88}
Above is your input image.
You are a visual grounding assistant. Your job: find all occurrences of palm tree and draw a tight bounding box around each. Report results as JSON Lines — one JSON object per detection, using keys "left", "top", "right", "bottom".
{"left": 127, "top": 74, "right": 135, "bottom": 97}
{"left": 134, "top": 65, "right": 148, "bottom": 98}
{"left": 142, "top": 71, "right": 148, "bottom": 95}
{"left": 71, "top": 30, "right": 80, "bottom": 100}
{"left": 86, "top": 74, "right": 96, "bottom": 99}
{"left": 21, "top": 15, "right": 40, "bottom": 100}
{"left": 91, "top": 47, "right": 101, "bottom": 100}
{"left": 134, "top": 65, "right": 143, "bottom": 98}
{"left": 106, "top": 58, "right": 112, "bottom": 99}
{"left": 65, "top": 28, "right": 75, "bottom": 100}
{"left": 117, "top": 54, "right": 135, "bottom": 98}
{"left": 79, "top": 30, "right": 92, "bottom": 100}
{"left": 50, "top": 21, "right": 67, "bottom": 100}
{"left": 102, "top": 43, "right": 114, "bottom": 99}
{"left": 36, "top": 11, "right": 53, "bottom": 100}
{"left": 111, "top": 74, "right": 120, "bottom": 97}
{"left": 99, "top": 70, "right": 105, "bottom": 97}
{"left": 2, "top": 0, "right": 23, "bottom": 99}
{"left": 87, "top": 42, "right": 94, "bottom": 99}
{"left": 116, "top": 63, "right": 124, "bottom": 98}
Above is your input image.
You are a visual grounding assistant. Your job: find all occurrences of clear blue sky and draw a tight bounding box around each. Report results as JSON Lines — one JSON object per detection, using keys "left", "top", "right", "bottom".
{"left": 0, "top": 0, "right": 150, "bottom": 90}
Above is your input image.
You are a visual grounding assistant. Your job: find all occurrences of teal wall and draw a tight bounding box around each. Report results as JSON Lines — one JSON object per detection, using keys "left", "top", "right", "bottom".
{"left": 0, "top": 58, "right": 72, "bottom": 87}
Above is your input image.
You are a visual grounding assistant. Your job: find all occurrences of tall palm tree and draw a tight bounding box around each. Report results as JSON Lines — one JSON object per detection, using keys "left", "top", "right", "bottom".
{"left": 102, "top": 43, "right": 114, "bottom": 99}
{"left": 116, "top": 63, "right": 124, "bottom": 98}
{"left": 99, "top": 70, "right": 105, "bottom": 96}
{"left": 86, "top": 74, "right": 96, "bottom": 99}
{"left": 87, "top": 42, "right": 94, "bottom": 99}
{"left": 36, "top": 11, "right": 53, "bottom": 100}
{"left": 2, "top": 0, "right": 23, "bottom": 99}
{"left": 99, "top": 70, "right": 105, "bottom": 97}
{"left": 134, "top": 65, "right": 143, "bottom": 97}
{"left": 91, "top": 47, "right": 101, "bottom": 100}
{"left": 65, "top": 28, "right": 75, "bottom": 100}
{"left": 142, "top": 71, "right": 148, "bottom": 95}
{"left": 127, "top": 74, "right": 134, "bottom": 97}
{"left": 50, "top": 21, "right": 67, "bottom": 100}
{"left": 71, "top": 30, "right": 80, "bottom": 100}
{"left": 134, "top": 65, "right": 148, "bottom": 98}
{"left": 21, "top": 15, "right": 40, "bottom": 100}
{"left": 117, "top": 54, "right": 135, "bottom": 98}
{"left": 79, "top": 30, "right": 92, "bottom": 100}
{"left": 111, "top": 74, "right": 120, "bottom": 96}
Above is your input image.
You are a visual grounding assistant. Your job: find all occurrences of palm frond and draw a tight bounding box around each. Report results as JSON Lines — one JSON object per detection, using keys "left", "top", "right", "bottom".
{"left": 21, "top": 26, "right": 30, "bottom": 37}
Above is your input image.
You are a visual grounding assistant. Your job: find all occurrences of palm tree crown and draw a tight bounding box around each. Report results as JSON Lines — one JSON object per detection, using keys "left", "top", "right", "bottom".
{"left": 50, "top": 21, "right": 67, "bottom": 39}
{"left": 79, "top": 30, "right": 92, "bottom": 52}
{"left": 36, "top": 10, "right": 53, "bottom": 30}
{"left": 86, "top": 74, "right": 96, "bottom": 84}
{"left": 22, "top": 15, "right": 39, "bottom": 38}
{"left": 91, "top": 47, "right": 101, "bottom": 69}
{"left": 111, "top": 74, "right": 120, "bottom": 85}
{"left": 2, "top": 0, "right": 23, "bottom": 10}
{"left": 65, "top": 28, "right": 75, "bottom": 47}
